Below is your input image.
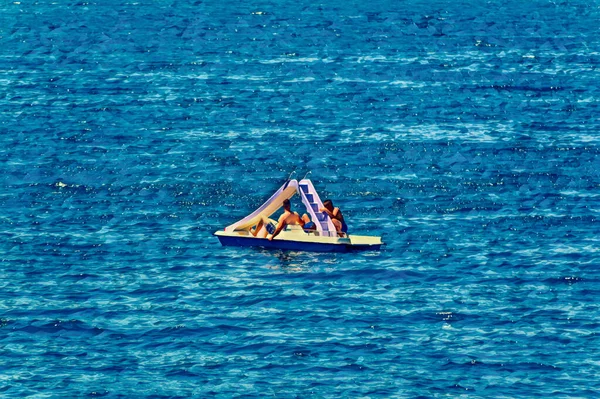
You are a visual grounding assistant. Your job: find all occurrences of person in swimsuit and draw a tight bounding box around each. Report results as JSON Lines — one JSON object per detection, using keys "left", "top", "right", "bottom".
{"left": 268, "top": 199, "right": 313, "bottom": 240}
{"left": 251, "top": 199, "right": 315, "bottom": 239}
{"left": 320, "top": 199, "right": 348, "bottom": 236}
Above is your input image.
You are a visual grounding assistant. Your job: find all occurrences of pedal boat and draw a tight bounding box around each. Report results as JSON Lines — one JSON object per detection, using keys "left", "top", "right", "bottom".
{"left": 214, "top": 179, "right": 383, "bottom": 252}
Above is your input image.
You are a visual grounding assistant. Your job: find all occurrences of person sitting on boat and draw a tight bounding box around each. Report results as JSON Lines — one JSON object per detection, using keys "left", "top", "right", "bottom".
{"left": 267, "top": 199, "right": 314, "bottom": 240}
{"left": 320, "top": 199, "right": 348, "bottom": 235}
{"left": 250, "top": 215, "right": 275, "bottom": 238}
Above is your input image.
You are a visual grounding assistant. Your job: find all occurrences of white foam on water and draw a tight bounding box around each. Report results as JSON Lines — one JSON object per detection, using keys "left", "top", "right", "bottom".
{"left": 259, "top": 57, "right": 320, "bottom": 64}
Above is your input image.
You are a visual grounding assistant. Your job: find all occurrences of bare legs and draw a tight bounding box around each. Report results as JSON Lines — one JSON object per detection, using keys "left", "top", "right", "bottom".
{"left": 251, "top": 219, "right": 264, "bottom": 237}
{"left": 330, "top": 219, "right": 347, "bottom": 237}
{"left": 251, "top": 215, "right": 270, "bottom": 238}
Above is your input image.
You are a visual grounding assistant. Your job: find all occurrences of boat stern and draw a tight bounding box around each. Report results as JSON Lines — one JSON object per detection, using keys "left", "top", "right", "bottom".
{"left": 347, "top": 234, "right": 383, "bottom": 250}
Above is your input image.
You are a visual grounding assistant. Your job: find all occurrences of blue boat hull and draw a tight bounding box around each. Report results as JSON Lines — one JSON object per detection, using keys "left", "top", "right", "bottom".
{"left": 216, "top": 234, "right": 380, "bottom": 253}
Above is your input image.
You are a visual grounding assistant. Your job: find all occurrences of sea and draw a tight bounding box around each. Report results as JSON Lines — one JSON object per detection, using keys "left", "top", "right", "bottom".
{"left": 1, "top": 0, "right": 599, "bottom": 397}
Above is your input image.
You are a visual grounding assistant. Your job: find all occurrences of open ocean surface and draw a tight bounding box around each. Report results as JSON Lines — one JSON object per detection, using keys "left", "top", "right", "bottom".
{"left": 2, "top": 0, "right": 600, "bottom": 397}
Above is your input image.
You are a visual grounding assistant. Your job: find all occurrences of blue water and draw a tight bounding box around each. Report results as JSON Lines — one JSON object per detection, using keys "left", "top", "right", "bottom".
{"left": 2, "top": 0, "right": 600, "bottom": 397}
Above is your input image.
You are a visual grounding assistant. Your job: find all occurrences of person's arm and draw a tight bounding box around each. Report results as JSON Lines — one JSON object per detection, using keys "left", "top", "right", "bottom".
{"left": 320, "top": 207, "right": 342, "bottom": 221}
{"left": 268, "top": 220, "right": 286, "bottom": 240}
{"left": 319, "top": 207, "right": 335, "bottom": 218}
{"left": 268, "top": 214, "right": 287, "bottom": 240}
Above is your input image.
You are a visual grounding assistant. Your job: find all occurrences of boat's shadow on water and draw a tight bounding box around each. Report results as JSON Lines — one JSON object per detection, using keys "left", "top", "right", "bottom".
{"left": 249, "top": 247, "right": 341, "bottom": 273}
